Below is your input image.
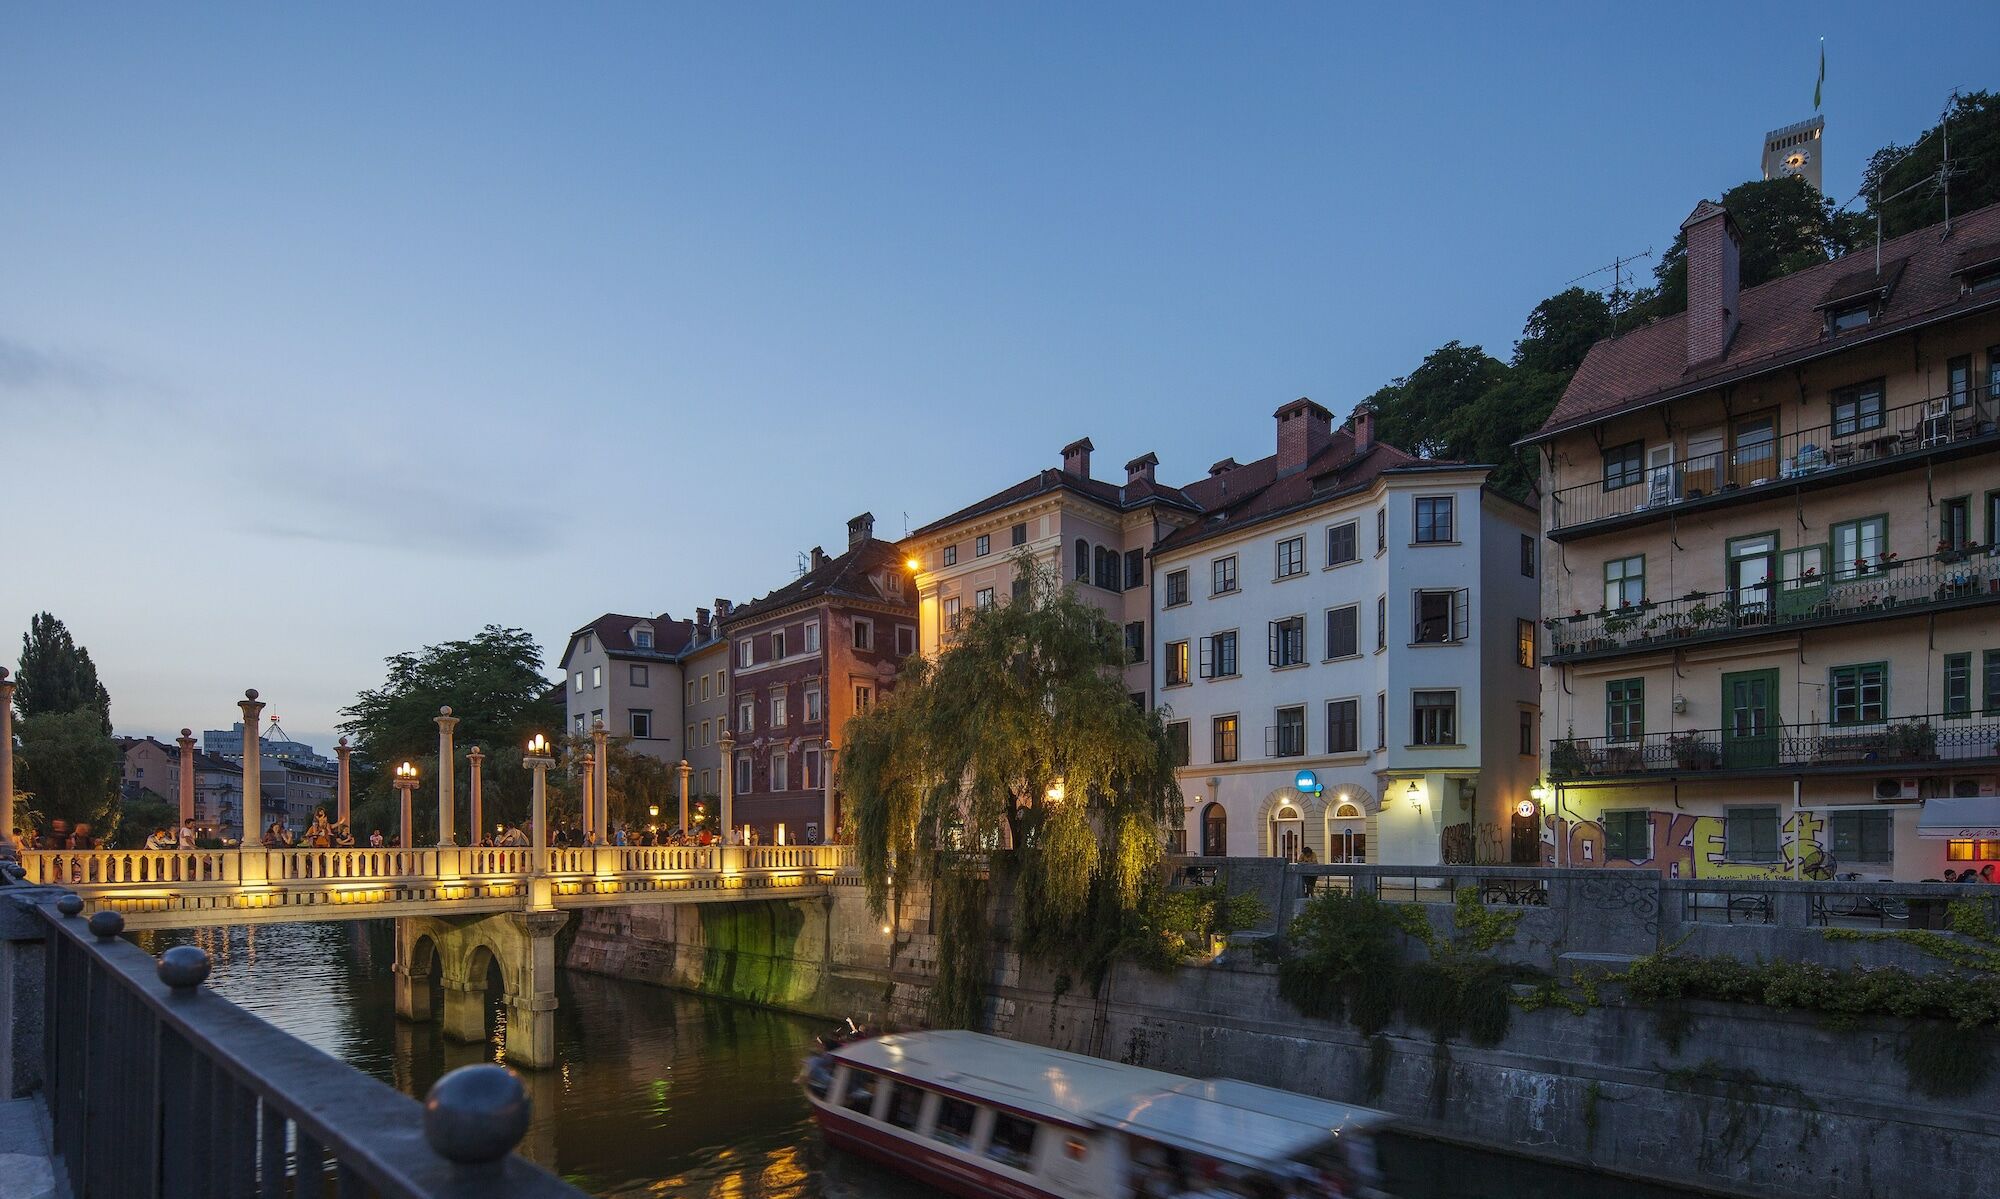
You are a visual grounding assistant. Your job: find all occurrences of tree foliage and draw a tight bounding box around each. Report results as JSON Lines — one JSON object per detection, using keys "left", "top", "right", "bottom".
{"left": 840, "top": 556, "right": 1179, "bottom": 1020}
{"left": 338, "top": 626, "right": 556, "bottom": 841}
{"left": 16, "top": 612, "right": 111, "bottom": 731}
{"left": 1643, "top": 176, "right": 1867, "bottom": 317}
{"left": 15, "top": 709, "right": 120, "bottom": 833}
{"left": 1863, "top": 90, "right": 2000, "bottom": 239}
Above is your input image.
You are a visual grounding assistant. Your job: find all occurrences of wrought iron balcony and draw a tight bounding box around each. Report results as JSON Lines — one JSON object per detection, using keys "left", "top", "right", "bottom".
{"left": 1549, "top": 713, "right": 2000, "bottom": 782}
{"left": 1548, "top": 391, "right": 2000, "bottom": 540}
{"left": 1543, "top": 548, "right": 2000, "bottom": 664}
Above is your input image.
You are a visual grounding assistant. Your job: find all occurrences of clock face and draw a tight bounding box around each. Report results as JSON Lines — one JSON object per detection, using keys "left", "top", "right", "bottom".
{"left": 1784, "top": 149, "right": 1811, "bottom": 172}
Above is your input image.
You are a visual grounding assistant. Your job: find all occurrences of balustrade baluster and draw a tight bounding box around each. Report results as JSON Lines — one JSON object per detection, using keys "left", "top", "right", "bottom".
{"left": 294, "top": 1133, "right": 326, "bottom": 1199}
{"left": 258, "top": 1098, "right": 286, "bottom": 1198}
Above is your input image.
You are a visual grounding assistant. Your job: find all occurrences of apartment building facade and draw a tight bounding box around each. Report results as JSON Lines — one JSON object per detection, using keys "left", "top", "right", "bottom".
{"left": 903, "top": 437, "right": 1202, "bottom": 704}
{"left": 1154, "top": 401, "right": 1542, "bottom": 866}
{"left": 720, "top": 514, "right": 917, "bottom": 844}
{"left": 559, "top": 612, "right": 697, "bottom": 762}
{"left": 679, "top": 613, "right": 731, "bottom": 816}
{"left": 119, "top": 735, "right": 245, "bottom": 840}
{"left": 1528, "top": 199, "right": 2000, "bottom": 881}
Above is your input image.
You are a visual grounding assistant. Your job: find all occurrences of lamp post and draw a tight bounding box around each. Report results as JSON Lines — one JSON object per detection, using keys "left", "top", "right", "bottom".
{"left": 467, "top": 745, "right": 485, "bottom": 847}
{"left": 393, "top": 761, "right": 419, "bottom": 851}
{"left": 435, "top": 707, "right": 459, "bottom": 847}
{"left": 676, "top": 759, "right": 691, "bottom": 833}
{"left": 0, "top": 667, "right": 15, "bottom": 855}
{"left": 580, "top": 749, "right": 596, "bottom": 843}
{"left": 820, "top": 740, "right": 836, "bottom": 846}
{"left": 524, "top": 734, "right": 554, "bottom": 909}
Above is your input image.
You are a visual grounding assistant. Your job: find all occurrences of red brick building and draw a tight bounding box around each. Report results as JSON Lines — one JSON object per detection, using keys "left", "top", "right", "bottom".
{"left": 719, "top": 513, "right": 917, "bottom": 843}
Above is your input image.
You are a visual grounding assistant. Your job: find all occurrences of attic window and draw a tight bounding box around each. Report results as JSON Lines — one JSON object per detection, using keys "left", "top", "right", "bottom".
{"left": 1968, "top": 267, "right": 2000, "bottom": 296}
{"left": 634, "top": 627, "right": 653, "bottom": 649}
{"left": 1826, "top": 302, "right": 1873, "bottom": 335}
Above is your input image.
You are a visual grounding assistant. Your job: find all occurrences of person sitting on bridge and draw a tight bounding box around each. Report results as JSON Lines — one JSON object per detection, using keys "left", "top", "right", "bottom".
{"left": 69, "top": 824, "right": 97, "bottom": 850}
{"left": 497, "top": 824, "right": 529, "bottom": 847}
{"left": 333, "top": 821, "right": 355, "bottom": 848}
{"left": 41, "top": 820, "right": 71, "bottom": 850}
{"left": 262, "top": 822, "right": 293, "bottom": 849}
{"left": 305, "top": 809, "right": 333, "bottom": 848}
{"left": 144, "top": 827, "right": 173, "bottom": 850}
{"left": 369, "top": 829, "right": 385, "bottom": 848}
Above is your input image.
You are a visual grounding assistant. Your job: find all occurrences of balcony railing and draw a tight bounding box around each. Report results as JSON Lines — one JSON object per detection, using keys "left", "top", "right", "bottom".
{"left": 1549, "top": 713, "right": 2000, "bottom": 780}
{"left": 1544, "top": 547, "right": 2000, "bottom": 662}
{"left": 1549, "top": 391, "right": 1999, "bottom": 535}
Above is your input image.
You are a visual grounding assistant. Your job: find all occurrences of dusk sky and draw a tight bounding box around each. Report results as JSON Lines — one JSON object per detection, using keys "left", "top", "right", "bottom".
{"left": 6, "top": 4, "right": 1996, "bottom": 749}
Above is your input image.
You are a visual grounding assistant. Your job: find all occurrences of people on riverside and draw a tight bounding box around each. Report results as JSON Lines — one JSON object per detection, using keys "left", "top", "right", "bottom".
{"left": 369, "top": 829, "right": 385, "bottom": 848}
{"left": 144, "top": 827, "right": 173, "bottom": 850}
{"left": 614, "top": 826, "right": 629, "bottom": 847}
{"left": 41, "top": 820, "right": 71, "bottom": 851}
{"left": 497, "top": 824, "right": 528, "bottom": 847}
{"left": 69, "top": 824, "right": 97, "bottom": 850}
{"left": 262, "top": 822, "right": 293, "bottom": 849}
{"left": 178, "top": 818, "right": 198, "bottom": 850}
{"left": 305, "top": 809, "right": 333, "bottom": 848}
{"left": 697, "top": 826, "right": 713, "bottom": 847}
{"left": 333, "top": 821, "right": 355, "bottom": 849}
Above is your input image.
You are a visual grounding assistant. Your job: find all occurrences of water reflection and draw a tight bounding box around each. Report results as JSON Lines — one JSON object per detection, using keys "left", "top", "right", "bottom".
{"left": 135, "top": 921, "right": 1706, "bottom": 1199}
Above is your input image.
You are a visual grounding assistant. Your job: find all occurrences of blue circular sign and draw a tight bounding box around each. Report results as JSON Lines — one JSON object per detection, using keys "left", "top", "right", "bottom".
{"left": 1294, "top": 769, "right": 1321, "bottom": 795}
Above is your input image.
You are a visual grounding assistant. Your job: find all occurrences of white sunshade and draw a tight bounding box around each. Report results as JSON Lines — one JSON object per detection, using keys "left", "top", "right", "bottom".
{"left": 1917, "top": 797, "right": 2000, "bottom": 839}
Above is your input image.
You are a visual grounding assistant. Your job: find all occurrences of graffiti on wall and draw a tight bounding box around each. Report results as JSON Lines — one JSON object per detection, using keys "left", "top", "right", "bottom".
{"left": 1541, "top": 808, "right": 1826, "bottom": 879}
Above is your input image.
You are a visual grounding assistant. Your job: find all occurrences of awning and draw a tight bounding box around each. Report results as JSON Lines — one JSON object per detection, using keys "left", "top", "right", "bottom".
{"left": 1917, "top": 797, "right": 2000, "bottom": 839}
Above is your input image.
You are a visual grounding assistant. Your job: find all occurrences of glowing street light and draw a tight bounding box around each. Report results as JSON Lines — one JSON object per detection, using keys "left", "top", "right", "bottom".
{"left": 392, "top": 761, "right": 420, "bottom": 849}
{"left": 1405, "top": 779, "right": 1423, "bottom": 810}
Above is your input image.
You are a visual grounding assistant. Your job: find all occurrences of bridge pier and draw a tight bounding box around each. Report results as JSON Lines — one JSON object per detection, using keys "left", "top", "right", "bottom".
{"left": 394, "top": 909, "right": 571, "bottom": 1070}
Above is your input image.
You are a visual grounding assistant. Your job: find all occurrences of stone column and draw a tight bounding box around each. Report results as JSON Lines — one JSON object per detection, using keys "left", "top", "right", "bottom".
{"left": 238, "top": 690, "right": 266, "bottom": 880}
{"left": 392, "top": 918, "right": 432, "bottom": 1023}
{"left": 525, "top": 740, "right": 554, "bottom": 910}
{"left": 676, "top": 760, "right": 691, "bottom": 833}
{"left": 440, "top": 973, "right": 486, "bottom": 1043}
{"left": 435, "top": 707, "right": 459, "bottom": 847}
{"left": 503, "top": 911, "right": 570, "bottom": 1069}
{"left": 0, "top": 668, "right": 15, "bottom": 854}
{"left": 467, "top": 746, "right": 485, "bottom": 845}
{"left": 822, "top": 740, "right": 837, "bottom": 845}
{"left": 591, "top": 719, "right": 609, "bottom": 841}
{"left": 580, "top": 751, "right": 596, "bottom": 842}
{"left": 176, "top": 729, "right": 198, "bottom": 830}
{"left": 335, "top": 735, "right": 352, "bottom": 826}
{"left": 394, "top": 769, "right": 417, "bottom": 851}
{"left": 719, "top": 734, "right": 735, "bottom": 842}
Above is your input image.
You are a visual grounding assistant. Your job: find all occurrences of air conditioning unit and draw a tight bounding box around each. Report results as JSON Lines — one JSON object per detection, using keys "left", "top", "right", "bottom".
{"left": 1951, "top": 777, "right": 2000, "bottom": 798}
{"left": 1875, "top": 777, "right": 1921, "bottom": 800}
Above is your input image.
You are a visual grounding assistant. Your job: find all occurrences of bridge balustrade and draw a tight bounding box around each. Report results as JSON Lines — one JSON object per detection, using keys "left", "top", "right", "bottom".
{"left": 16, "top": 849, "right": 240, "bottom": 887}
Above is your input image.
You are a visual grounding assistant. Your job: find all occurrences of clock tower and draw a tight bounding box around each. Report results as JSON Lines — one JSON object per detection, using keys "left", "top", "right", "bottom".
{"left": 1761, "top": 115, "right": 1824, "bottom": 191}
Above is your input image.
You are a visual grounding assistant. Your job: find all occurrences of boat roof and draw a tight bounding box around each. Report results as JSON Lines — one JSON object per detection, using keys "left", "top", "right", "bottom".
{"left": 1091, "top": 1078, "right": 1393, "bottom": 1171}
{"left": 830, "top": 1030, "right": 1194, "bottom": 1129}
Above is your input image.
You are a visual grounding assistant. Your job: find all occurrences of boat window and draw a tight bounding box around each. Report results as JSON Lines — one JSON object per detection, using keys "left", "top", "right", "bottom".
{"left": 985, "top": 1112, "right": 1039, "bottom": 1171}
{"left": 803, "top": 1056, "right": 835, "bottom": 1099}
{"left": 932, "top": 1097, "right": 977, "bottom": 1149}
{"left": 841, "top": 1070, "right": 881, "bottom": 1117}
{"left": 883, "top": 1083, "right": 926, "bottom": 1131}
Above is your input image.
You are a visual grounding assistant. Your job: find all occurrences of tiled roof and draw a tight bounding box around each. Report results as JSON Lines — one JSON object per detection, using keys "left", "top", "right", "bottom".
{"left": 1153, "top": 431, "right": 1451, "bottom": 555}
{"left": 1533, "top": 200, "right": 2000, "bottom": 441}
{"left": 722, "top": 538, "right": 914, "bottom": 627}
{"left": 908, "top": 466, "right": 1198, "bottom": 539}
{"left": 559, "top": 612, "right": 696, "bottom": 669}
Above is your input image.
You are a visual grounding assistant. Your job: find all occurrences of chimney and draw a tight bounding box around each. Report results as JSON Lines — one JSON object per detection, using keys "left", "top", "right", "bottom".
{"left": 1274, "top": 397, "right": 1334, "bottom": 477}
{"left": 1351, "top": 408, "right": 1375, "bottom": 455}
{"left": 715, "top": 597, "right": 733, "bottom": 620}
{"left": 696, "top": 607, "right": 711, "bottom": 638}
{"left": 847, "top": 512, "right": 875, "bottom": 547}
{"left": 810, "top": 545, "right": 827, "bottom": 571}
{"left": 1125, "top": 452, "right": 1158, "bottom": 486}
{"left": 1681, "top": 200, "right": 1741, "bottom": 366}
{"left": 1061, "top": 437, "right": 1094, "bottom": 478}
{"left": 1208, "top": 457, "right": 1239, "bottom": 477}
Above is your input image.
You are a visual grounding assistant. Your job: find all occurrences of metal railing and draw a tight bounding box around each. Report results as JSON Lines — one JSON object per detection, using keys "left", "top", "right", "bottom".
{"left": 1549, "top": 391, "right": 2000, "bottom": 533}
{"left": 1544, "top": 547, "right": 2000, "bottom": 662}
{"left": 1550, "top": 713, "right": 2000, "bottom": 779}
{"left": 36, "top": 900, "right": 583, "bottom": 1198}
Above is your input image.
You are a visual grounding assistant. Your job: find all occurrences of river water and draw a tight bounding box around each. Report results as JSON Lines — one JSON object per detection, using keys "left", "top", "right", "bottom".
{"left": 134, "top": 921, "right": 1703, "bottom": 1199}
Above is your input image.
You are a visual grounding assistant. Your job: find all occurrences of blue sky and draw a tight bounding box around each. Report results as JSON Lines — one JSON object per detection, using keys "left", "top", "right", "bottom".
{"left": 5, "top": 4, "right": 1996, "bottom": 747}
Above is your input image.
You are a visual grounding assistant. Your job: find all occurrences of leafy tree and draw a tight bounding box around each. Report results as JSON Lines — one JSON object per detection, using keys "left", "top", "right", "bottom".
{"left": 339, "top": 626, "right": 556, "bottom": 843}
{"left": 15, "top": 709, "right": 119, "bottom": 833}
{"left": 1863, "top": 91, "right": 2000, "bottom": 239}
{"left": 1513, "top": 287, "right": 1613, "bottom": 377}
{"left": 16, "top": 612, "right": 110, "bottom": 732}
{"left": 111, "top": 790, "right": 178, "bottom": 849}
{"left": 840, "top": 555, "right": 1178, "bottom": 1023}
{"left": 1644, "top": 176, "right": 1867, "bottom": 317}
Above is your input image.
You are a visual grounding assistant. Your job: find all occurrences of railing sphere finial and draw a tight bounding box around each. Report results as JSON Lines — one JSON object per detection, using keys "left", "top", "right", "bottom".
{"left": 157, "top": 945, "right": 211, "bottom": 990}
{"left": 87, "top": 910, "right": 125, "bottom": 940}
{"left": 55, "top": 894, "right": 83, "bottom": 918}
{"left": 422, "top": 1064, "right": 531, "bottom": 1165}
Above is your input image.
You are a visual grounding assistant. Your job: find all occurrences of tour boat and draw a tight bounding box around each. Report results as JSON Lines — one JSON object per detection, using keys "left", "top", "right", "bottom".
{"left": 801, "top": 1028, "right": 1393, "bottom": 1198}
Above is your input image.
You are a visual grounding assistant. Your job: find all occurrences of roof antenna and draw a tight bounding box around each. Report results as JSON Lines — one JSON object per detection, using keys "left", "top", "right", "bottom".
{"left": 794, "top": 550, "right": 809, "bottom": 579}
{"left": 1566, "top": 248, "right": 1654, "bottom": 335}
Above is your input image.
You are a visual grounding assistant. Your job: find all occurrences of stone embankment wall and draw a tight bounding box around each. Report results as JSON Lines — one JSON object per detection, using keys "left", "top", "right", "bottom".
{"left": 566, "top": 864, "right": 2000, "bottom": 1199}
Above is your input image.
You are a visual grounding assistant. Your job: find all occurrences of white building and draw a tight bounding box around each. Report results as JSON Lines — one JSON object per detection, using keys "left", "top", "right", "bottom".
{"left": 1152, "top": 400, "right": 1542, "bottom": 866}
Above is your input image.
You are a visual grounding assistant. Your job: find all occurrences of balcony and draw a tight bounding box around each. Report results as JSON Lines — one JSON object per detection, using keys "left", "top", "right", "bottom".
{"left": 1550, "top": 713, "right": 2000, "bottom": 783}
{"left": 1544, "top": 548, "right": 2000, "bottom": 664}
{"left": 1548, "top": 391, "right": 1999, "bottom": 541}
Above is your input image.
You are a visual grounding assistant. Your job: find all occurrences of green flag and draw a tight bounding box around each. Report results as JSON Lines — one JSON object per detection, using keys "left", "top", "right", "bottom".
{"left": 1814, "top": 40, "right": 1824, "bottom": 110}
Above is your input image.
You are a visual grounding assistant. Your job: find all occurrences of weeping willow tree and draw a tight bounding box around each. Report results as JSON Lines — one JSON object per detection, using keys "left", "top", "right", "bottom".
{"left": 839, "top": 555, "right": 1181, "bottom": 1025}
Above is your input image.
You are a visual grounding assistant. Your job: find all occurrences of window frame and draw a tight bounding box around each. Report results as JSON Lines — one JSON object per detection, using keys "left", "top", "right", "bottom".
{"left": 630, "top": 664, "right": 649, "bottom": 687}
{"left": 1831, "top": 514, "right": 1889, "bottom": 579}
{"left": 1725, "top": 805, "right": 1782, "bottom": 862}
{"left": 1830, "top": 378, "right": 1885, "bottom": 436}
{"left": 1272, "top": 705, "right": 1306, "bottom": 758}
{"left": 1520, "top": 533, "right": 1536, "bottom": 578}
{"left": 1606, "top": 678, "right": 1645, "bottom": 743}
{"left": 942, "top": 544, "right": 957, "bottom": 567}
{"left": 1326, "top": 697, "right": 1360, "bottom": 754}
{"left": 1830, "top": 811, "right": 1894, "bottom": 864}
{"left": 1603, "top": 810, "right": 1651, "bottom": 860}
{"left": 1164, "top": 640, "right": 1190, "bottom": 686}
{"left": 1324, "top": 604, "right": 1360, "bottom": 660}
{"left": 1275, "top": 536, "right": 1306, "bottom": 579}
{"left": 629, "top": 709, "right": 652, "bottom": 739}
{"left": 1410, "top": 689, "right": 1459, "bottom": 747}
{"left": 1828, "top": 661, "right": 1888, "bottom": 726}
{"left": 1164, "top": 569, "right": 1190, "bottom": 607}
{"left": 1603, "top": 554, "right": 1645, "bottom": 609}
{"left": 1011, "top": 522, "right": 1028, "bottom": 547}
{"left": 975, "top": 534, "right": 991, "bottom": 557}
{"left": 1601, "top": 441, "right": 1644, "bottom": 491}
{"left": 1945, "top": 653, "right": 1972, "bottom": 718}
{"left": 1211, "top": 714, "right": 1240, "bottom": 764}
{"left": 852, "top": 618, "right": 874, "bottom": 651}
{"left": 1326, "top": 521, "right": 1358, "bottom": 567}
{"left": 1268, "top": 615, "right": 1306, "bottom": 668}
{"left": 1211, "top": 555, "right": 1239, "bottom": 596}
{"left": 1413, "top": 495, "right": 1455, "bottom": 544}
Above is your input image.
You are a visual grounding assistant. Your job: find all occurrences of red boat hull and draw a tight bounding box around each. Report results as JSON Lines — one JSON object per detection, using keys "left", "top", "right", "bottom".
{"left": 813, "top": 1106, "right": 1067, "bottom": 1199}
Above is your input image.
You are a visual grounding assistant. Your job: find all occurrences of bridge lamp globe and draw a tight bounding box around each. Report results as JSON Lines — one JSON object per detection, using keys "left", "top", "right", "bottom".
{"left": 648, "top": 804, "right": 659, "bottom": 820}
{"left": 1405, "top": 779, "right": 1422, "bottom": 810}
{"left": 526, "top": 733, "right": 549, "bottom": 757}
{"left": 1045, "top": 781, "right": 1065, "bottom": 804}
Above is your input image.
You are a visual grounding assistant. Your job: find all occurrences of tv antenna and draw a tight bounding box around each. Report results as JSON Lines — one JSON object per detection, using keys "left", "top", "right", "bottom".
{"left": 793, "top": 550, "right": 810, "bottom": 579}
{"left": 1566, "top": 247, "right": 1654, "bottom": 334}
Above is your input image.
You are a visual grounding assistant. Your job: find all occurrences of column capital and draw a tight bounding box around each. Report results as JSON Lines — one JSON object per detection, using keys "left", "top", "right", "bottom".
{"left": 467, "top": 745, "right": 485, "bottom": 762}
{"left": 435, "top": 707, "right": 460, "bottom": 734}
{"left": 177, "top": 728, "right": 197, "bottom": 751}
{"left": 238, "top": 689, "right": 265, "bottom": 718}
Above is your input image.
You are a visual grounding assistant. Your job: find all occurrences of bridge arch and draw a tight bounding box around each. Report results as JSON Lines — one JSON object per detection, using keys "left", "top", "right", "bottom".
{"left": 393, "top": 911, "right": 567, "bottom": 1068}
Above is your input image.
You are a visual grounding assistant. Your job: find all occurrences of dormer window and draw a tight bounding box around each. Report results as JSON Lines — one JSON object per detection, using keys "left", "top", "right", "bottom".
{"left": 1827, "top": 302, "right": 1872, "bottom": 335}
{"left": 1967, "top": 267, "right": 2000, "bottom": 296}
{"left": 886, "top": 571, "right": 903, "bottom": 596}
{"left": 633, "top": 626, "right": 653, "bottom": 649}
{"left": 581, "top": 633, "right": 594, "bottom": 653}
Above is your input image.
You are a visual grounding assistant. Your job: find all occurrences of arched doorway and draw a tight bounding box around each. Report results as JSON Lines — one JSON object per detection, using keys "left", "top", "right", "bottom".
{"left": 1201, "top": 803, "right": 1227, "bottom": 857}
{"left": 1329, "top": 801, "right": 1367, "bottom": 864}
{"left": 1270, "top": 805, "right": 1304, "bottom": 861}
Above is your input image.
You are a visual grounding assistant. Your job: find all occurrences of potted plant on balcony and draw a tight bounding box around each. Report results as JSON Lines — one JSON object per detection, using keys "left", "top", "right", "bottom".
{"left": 1668, "top": 732, "right": 1718, "bottom": 770}
{"left": 1938, "top": 539, "right": 1966, "bottom": 565}
{"left": 1888, "top": 721, "right": 1937, "bottom": 761}
{"left": 1550, "top": 737, "right": 1590, "bottom": 780}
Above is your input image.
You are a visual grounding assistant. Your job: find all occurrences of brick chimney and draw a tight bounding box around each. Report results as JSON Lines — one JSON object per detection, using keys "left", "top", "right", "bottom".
{"left": 1681, "top": 200, "right": 1741, "bottom": 366}
{"left": 847, "top": 512, "right": 874, "bottom": 547}
{"left": 696, "top": 607, "right": 711, "bottom": 639}
{"left": 715, "top": 597, "right": 733, "bottom": 620}
{"left": 810, "top": 545, "right": 827, "bottom": 572}
{"left": 1125, "top": 452, "right": 1158, "bottom": 486}
{"left": 1274, "top": 398, "right": 1334, "bottom": 477}
{"left": 1350, "top": 408, "right": 1375, "bottom": 454}
{"left": 1061, "top": 437, "right": 1094, "bottom": 478}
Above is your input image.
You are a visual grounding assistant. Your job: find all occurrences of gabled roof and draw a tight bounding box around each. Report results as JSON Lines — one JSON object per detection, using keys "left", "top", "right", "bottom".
{"left": 722, "top": 538, "right": 914, "bottom": 628}
{"left": 558, "top": 612, "right": 696, "bottom": 669}
{"left": 1533, "top": 200, "right": 2000, "bottom": 441}
{"left": 1153, "top": 430, "right": 1454, "bottom": 556}
{"left": 908, "top": 465, "right": 1198, "bottom": 540}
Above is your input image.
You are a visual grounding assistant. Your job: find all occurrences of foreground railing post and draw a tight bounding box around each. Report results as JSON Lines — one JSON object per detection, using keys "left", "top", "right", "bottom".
{"left": 0, "top": 668, "right": 14, "bottom": 856}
